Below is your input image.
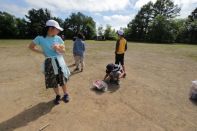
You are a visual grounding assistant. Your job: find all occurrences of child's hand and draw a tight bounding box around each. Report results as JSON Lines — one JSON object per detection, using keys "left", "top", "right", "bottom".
{"left": 52, "top": 43, "right": 59, "bottom": 50}
{"left": 59, "top": 44, "right": 64, "bottom": 49}
{"left": 52, "top": 44, "right": 65, "bottom": 53}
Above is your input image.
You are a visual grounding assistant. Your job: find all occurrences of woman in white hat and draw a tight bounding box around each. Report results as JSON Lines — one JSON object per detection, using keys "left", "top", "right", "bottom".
{"left": 29, "top": 20, "right": 70, "bottom": 105}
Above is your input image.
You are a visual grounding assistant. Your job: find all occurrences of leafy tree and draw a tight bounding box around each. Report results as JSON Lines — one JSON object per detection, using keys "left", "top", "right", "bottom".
{"left": 148, "top": 15, "right": 177, "bottom": 43}
{"left": 15, "top": 18, "right": 28, "bottom": 38}
{"left": 63, "top": 12, "right": 96, "bottom": 39}
{"left": 104, "top": 25, "right": 117, "bottom": 40}
{"left": 153, "top": 0, "right": 181, "bottom": 18}
{"left": 175, "top": 8, "right": 197, "bottom": 43}
{"left": 125, "top": 0, "right": 181, "bottom": 43}
{"left": 25, "top": 8, "right": 52, "bottom": 38}
{"left": 126, "top": 2, "right": 154, "bottom": 41}
{"left": 186, "top": 8, "right": 197, "bottom": 43}
{"left": 97, "top": 25, "right": 104, "bottom": 36}
{"left": 0, "top": 12, "right": 17, "bottom": 38}
{"left": 174, "top": 19, "right": 187, "bottom": 43}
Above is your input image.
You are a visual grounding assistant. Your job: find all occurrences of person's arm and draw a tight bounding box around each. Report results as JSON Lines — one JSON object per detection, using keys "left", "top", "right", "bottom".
{"left": 28, "top": 42, "right": 44, "bottom": 54}
{"left": 104, "top": 73, "right": 109, "bottom": 80}
{"left": 83, "top": 42, "right": 85, "bottom": 52}
{"left": 115, "top": 40, "right": 120, "bottom": 53}
{"left": 73, "top": 41, "right": 77, "bottom": 54}
{"left": 119, "top": 70, "right": 125, "bottom": 78}
{"left": 119, "top": 73, "right": 124, "bottom": 79}
{"left": 125, "top": 41, "right": 127, "bottom": 51}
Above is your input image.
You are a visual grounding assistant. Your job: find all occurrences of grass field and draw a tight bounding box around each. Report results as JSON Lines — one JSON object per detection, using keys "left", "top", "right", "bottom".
{"left": 0, "top": 40, "right": 197, "bottom": 131}
{"left": 1, "top": 40, "right": 197, "bottom": 60}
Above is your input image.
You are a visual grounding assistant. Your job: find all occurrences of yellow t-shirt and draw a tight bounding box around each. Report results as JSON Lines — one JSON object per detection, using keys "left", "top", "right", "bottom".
{"left": 116, "top": 38, "right": 127, "bottom": 54}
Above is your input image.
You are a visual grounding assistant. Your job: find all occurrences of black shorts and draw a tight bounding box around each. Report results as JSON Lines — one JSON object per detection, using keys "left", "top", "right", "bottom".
{"left": 44, "top": 58, "right": 67, "bottom": 89}
{"left": 115, "top": 53, "right": 124, "bottom": 65}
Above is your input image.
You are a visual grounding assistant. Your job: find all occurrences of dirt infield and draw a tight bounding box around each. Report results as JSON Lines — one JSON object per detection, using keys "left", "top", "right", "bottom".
{"left": 0, "top": 40, "right": 197, "bottom": 131}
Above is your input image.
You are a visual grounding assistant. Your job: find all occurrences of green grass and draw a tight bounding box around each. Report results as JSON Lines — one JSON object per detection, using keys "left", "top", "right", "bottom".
{"left": 0, "top": 39, "right": 197, "bottom": 61}
{"left": 129, "top": 42, "right": 197, "bottom": 61}
{"left": 0, "top": 39, "right": 31, "bottom": 46}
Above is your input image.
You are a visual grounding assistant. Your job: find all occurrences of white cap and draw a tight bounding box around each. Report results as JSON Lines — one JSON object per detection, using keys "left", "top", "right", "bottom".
{"left": 46, "top": 20, "right": 63, "bottom": 31}
{"left": 117, "top": 30, "right": 124, "bottom": 36}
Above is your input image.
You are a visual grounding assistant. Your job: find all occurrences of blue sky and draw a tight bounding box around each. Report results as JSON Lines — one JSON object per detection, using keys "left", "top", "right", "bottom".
{"left": 0, "top": 0, "right": 196, "bottom": 30}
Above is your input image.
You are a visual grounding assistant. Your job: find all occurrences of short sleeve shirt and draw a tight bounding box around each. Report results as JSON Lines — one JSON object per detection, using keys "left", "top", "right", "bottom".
{"left": 33, "top": 35, "right": 64, "bottom": 57}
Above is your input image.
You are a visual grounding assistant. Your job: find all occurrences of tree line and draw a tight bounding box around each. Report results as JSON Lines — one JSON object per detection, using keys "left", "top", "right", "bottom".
{"left": 0, "top": 0, "right": 196, "bottom": 43}
{"left": 0, "top": 9, "right": 96, "bottom": 40}
{"left": 124, "top": 0, "right": 197, "bottom": 44}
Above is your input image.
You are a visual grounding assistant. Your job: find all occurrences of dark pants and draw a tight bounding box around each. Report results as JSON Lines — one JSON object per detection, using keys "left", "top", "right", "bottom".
{"left": 115, "top": 53, "right": 124, "bottom": 65}
{"left": 44, "top": 58, "right": 67, "bottom": 89}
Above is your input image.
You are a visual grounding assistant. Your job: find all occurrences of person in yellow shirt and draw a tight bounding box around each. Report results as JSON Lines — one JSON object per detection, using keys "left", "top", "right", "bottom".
{"left": 115, "top": 30, "right": 127, "bottom": 77}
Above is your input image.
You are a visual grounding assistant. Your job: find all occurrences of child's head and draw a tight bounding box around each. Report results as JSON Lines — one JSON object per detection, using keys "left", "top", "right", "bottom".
{"left": 42, "top": 20, "right": 63, "bottom": 37}
{"left": 77, "top": 32, "right": 84, "bottom": 40}
{"left": 72, "top": 37, "right": 77, "bottom": 41}
{"left": 106, "top": 64, "right": 122, "bottom": 74}
{"left": 106, "top": 63, "right": 114, "bottom": 74}
{"left": 117, "top": 30, "right": 124, "bottom": 38}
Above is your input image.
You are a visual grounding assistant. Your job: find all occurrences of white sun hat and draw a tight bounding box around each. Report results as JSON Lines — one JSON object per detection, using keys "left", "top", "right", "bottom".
{"left": 46, "top": 19, "right": 63, "bottom": 31}
{"left": 117, "top": 30, "right": 124, "bottom": 36}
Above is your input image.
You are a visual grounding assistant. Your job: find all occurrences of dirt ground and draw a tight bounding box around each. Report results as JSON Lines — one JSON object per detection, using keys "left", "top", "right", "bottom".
{"left": 0, "top": 40, "right": 197, "bottom": 131}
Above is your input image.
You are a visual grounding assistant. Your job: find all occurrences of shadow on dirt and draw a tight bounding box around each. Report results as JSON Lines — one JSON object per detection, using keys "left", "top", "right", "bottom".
{"left": 91, "top": 84, "right": 120, "bottom": 95}
{"left": 0, "top": 100, "right": 55, "bottom": 131}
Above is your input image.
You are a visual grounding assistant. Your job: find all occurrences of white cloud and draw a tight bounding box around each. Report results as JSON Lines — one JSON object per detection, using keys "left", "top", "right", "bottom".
{"left": 0, "top": 3, "right": 29, "bottom": 17}
{"left": 134, "top": 0, "right": 156, "bottom": 8}
{"left": 24, "top": 0, "right": 134, "bottom": 29}
{"left": 173, "top": 0, "right": 197, "bottom": 18}
{"left": 173, "top": 0, "right": 197, "bottom": 5}
{"left": 25, "top": 0, "right": 131, "bottom": 12}
{"left": 94, "top": 13, "right": 102, "bottom": 16}
{"left": 103, "top": 14, "right": 134, "bottom": 30}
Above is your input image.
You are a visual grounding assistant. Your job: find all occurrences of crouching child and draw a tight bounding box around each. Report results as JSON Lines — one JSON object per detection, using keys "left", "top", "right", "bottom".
{"left": 104, "top": 63, "right": 124, "bottom": 85}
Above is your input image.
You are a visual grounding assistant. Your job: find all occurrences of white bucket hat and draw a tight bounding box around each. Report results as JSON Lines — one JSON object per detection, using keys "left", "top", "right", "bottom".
{"left": 117, "top": 30, "right": 124, "bottom": 36}
{"left": 46, "top": 20, "right": 63, "bottom": 31}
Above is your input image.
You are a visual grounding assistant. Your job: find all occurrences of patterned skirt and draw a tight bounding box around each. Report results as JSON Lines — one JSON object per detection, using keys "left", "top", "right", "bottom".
{"left": 44, "top": 58, "right": 67, "bottom": 89}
